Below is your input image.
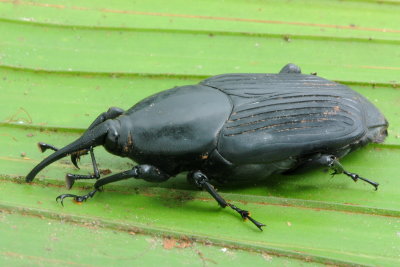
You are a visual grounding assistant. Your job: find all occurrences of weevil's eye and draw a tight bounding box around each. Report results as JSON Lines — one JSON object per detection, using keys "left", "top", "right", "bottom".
{"left": 103, "top": 120, "right": 121, "bottom": 153}
{"left": 110, "top": 129, "right": 119, "bottom": 139}
{"left": 106, "top": 129, "right": 119, "bottom": 144}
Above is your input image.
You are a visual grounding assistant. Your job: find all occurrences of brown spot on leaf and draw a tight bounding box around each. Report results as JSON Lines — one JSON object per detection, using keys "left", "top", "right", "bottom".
{"left": 262, "top": 252, "right": 273, "bottom": 261}
{"left": 100, "top": 169, "right": 112, "bottom": 175}
{"left": 163, "top": 237, "right": 176, "bottom": 249}
{"left": 283, "top": 34, "right": 291, "bottom": 42}
{"left": 163, "top": 236, "right": 192, "bottom": 249}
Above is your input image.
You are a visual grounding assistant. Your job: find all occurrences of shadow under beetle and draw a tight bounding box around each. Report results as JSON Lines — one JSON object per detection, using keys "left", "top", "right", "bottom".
{"left": 26, "top": 64, "right": 388, "bottom": 231}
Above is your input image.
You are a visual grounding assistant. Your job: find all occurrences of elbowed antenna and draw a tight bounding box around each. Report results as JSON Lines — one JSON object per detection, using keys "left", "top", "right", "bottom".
{"left": 26, "top": 123, "right": 110, "bottom": 182}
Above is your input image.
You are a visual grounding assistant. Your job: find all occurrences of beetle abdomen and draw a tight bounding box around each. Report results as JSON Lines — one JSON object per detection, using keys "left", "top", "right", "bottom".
{"left": 202, "top": 73, "right": 385, "bottom": 164}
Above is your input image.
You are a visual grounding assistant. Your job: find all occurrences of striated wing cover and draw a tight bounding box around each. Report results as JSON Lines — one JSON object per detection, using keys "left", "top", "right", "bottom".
{"left": 201, "top": 73, "right": 368, "bottom": 164}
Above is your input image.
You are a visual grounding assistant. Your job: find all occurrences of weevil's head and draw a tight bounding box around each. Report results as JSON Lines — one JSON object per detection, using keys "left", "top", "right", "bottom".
{"left": 25, "top": 121, "right": 114, "bottom": 182}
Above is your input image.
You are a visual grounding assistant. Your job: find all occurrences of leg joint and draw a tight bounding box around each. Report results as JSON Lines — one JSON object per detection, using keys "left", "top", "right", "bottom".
{"left": 187, "top": 170, "right": 208, "bottom": 188}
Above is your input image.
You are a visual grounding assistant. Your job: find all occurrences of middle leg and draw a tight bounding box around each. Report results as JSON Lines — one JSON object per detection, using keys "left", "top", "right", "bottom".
{"left": 56, "top": 164, "right": 170, "bottom": 205}
{"left": 37, "top": 143, "right": 100, "bottom": 189}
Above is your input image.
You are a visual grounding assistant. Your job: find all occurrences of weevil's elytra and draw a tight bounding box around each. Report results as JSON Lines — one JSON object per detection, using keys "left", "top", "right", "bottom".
{"left": 26, "top": 64, "right": 388, "bottom": 231}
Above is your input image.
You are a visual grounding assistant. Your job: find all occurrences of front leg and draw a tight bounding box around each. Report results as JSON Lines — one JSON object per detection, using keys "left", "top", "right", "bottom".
{"left": 38, "top": 146, "right": 101, "bottom": 189}
{"left": 65, "top": 147, "right": 100, "bottom": 189}
{"left": 36, "top": 107, "right": 125, "bottom": 169}
{"left": 56, "top": 164, "right": 170, "bottom": 205}
{"left": 71, "top": 107, "right": 125, "bottom": 167}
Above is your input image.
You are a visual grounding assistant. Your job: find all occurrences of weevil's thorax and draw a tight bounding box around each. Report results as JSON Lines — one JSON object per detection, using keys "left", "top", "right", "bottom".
{"left": 106, "top": 85, "right": 232, "bottom": 174}
{"left": 112, "top": 115, "right": 211, "bottom": 174}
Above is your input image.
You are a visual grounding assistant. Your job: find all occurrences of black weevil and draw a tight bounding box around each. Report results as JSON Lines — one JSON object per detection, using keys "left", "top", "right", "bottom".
{"left": 26, "top": 64, "right": 388, "bottom": 230}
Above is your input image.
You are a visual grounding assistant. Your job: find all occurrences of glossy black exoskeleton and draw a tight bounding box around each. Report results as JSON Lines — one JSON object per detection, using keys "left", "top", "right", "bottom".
{"left": 26, "top": 64, "right": 388, "bottom": 230}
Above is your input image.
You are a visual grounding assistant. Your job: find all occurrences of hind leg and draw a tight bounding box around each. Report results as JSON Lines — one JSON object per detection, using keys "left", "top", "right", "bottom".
{"left": 315, "top": 155, "right": 379, "bottom": 190}
{"left": 279, "top": 63, "right": 301, "bottom": 74}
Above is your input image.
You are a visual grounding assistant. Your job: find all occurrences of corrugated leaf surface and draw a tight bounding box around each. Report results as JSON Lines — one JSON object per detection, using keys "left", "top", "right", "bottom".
{"left": 1, "top": 0, "right": 399, "bottom": 266}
